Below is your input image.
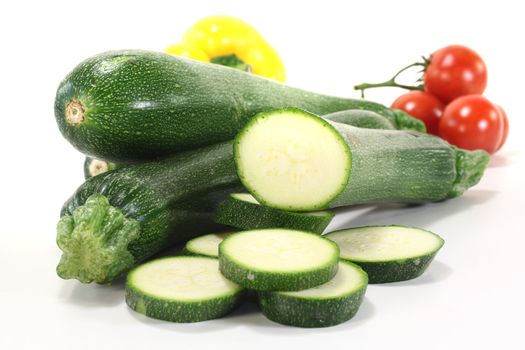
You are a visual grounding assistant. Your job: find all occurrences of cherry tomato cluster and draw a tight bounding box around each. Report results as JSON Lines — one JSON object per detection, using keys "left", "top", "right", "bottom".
{"left": 358, "top": 45, "right": 508, "bottom": 154}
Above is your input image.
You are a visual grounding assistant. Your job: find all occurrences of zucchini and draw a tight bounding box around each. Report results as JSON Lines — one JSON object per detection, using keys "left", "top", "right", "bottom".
{"left": 82, "top": 109, "right": 397, "bottom": 179}
{"left": 126, "top": 256, "right": 243, "bottom": 322}
{"left": 56, "top": 141, "right": 242, "bottom": 284}
{"left": 184, "top": 232, "right": 233, "bottom": 258}
{"left": 323, "top": 109, "right": 396, "bottom": 130}
{"left": 84, "top": 157, "right": 121, "bottom": 179}
{"left": 55, "top": 50, "right": 425, "bottom": 162}
{"left": 258, "top": 261, "right": 368, "bottom": 328}
{"left": 218, "top": 229, "right": 339, "bottom": 291}
{"left": 325, "top": 226, "right": 444, "bottom": 283}
{"left": 214, "top": 193, "right": 334, "bottom": 234}
{"left": 234, "top": 108, "right": 490, "bottom": 211}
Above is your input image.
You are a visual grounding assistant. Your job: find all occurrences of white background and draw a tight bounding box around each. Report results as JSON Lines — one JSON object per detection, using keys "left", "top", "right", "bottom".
{"left": 1, "top": 0, "right": 524, "bottom": 349}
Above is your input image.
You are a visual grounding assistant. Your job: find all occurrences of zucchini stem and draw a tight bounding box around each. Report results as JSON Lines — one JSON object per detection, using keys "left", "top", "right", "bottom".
{"left": 449, "top": 147, "right": 490, "bottom": 198}
{"left": 354, "top": 61, "right": 427, "bottom": 98}
{"left": 56, "top": 194, "right": 140, "bottom": 284}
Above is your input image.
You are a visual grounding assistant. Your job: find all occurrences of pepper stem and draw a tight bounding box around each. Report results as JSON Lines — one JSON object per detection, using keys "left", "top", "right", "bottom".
{"left": 56, "top": 194, "right": 140, "bottom": 284}
{"left": 354, "top": 61, "right": 428, "bottom": 98}
{"left": 211, "top": 54, "right": 252, "bottom": 72}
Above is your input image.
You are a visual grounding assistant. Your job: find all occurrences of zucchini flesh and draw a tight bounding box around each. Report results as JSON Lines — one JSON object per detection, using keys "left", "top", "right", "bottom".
{"left": 258, "top": 261, "right": 368, "bottom": 328}
{"left": 126, "top": 256, "right": 243, "bottom": 322}
{"left": 55, "top": 50, "right": 424, "bottom": 162}
{"left": 219, "top": 229, "right": 339, "bottom": 291}
{"left": 184, "top": 232, "right": 233, "bottom": 258}
{"left": 326, "top": 225, "right": 444, "bottom": 283}
{"left": 234, "top": 108, "right": 490, "bottom": 211}
{"left": 214, "top": 193, "right": 334, "bottom": 234}
{"left": 56, "top": 141, "right": 242, "bottom": 284}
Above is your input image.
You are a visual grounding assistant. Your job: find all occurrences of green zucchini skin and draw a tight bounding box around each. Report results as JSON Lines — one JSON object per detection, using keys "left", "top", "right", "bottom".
{"left": 323, "top": 109, "right": 396, "bottom": 130}
{"left": 55, "top": 50, "right": 424, "bottom": 162}
{"left": 83, "top": 157, "right": 122, "bottom": 179}
{"left": 56, "top": 141, "right": 242, "bottom": 284}
{"left": 125, "top": 257, "right": 243, "bottom": 323}
{"left": 214, "top": 193, "right": 334, "bottom": 234}
{"left": 258, "top": 261, "right": 368, "bottom": 328}
{"left": 126, "top": 286, "right": 242, "bottom": 323}
{"left": 348, "top": 255, "right": 438, "bottom": 284}
{"left": 328, "top": 123, "right": 489, "bottom": 206}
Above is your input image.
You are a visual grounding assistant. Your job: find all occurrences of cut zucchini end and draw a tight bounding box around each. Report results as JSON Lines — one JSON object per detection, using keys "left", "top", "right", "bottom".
{"left": 258, "top": 261, "right": 368, "bottom": 328}
{"left": 448, "top": 147, "right": 490, "bottom": 198}
{"left": 126, "top": 256, "right": 243, "bottom": 322}
{"left": 326, "top": 225, "right": 444, "bottom": 283}
{"left": 234, "top": 108, "right": 351, "bottom": 211}
{"left": 56, "top": 194, "right": 140, "bottom": 284}
{"left": 219, "top": 229, "right": 340, "bottom": 291}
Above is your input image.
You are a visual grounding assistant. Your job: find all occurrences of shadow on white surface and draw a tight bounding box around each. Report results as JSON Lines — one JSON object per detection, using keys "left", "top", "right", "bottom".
{"left": 58, "top": 278, "right": 125, "bottom": 307}
{"left": 333, "top": 189, "right": 498, "bottom": 230}
{"left": 126, "top": 297, "right": 375, "bottom": 333}
{"left": 488, "top": 151, "right": 518, "bottom": 168}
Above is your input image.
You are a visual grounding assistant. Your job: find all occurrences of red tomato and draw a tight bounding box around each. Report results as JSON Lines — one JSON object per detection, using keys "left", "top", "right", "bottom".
{"left": 424, "top": 45, "right": 487, "bottom": 104}
{"left": 439, "top": 95, "right": 503, "bottom": 154}
{"left": 495, "top": 105, "right": 509, "bottom": 151}
{"left": 391, "top": 91, "right": 445, "bottom": 135}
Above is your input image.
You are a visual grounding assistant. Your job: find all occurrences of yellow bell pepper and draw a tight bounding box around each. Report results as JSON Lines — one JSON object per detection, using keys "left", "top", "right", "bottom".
{"left": 165, "top": 16, "right": 286, "bottom": 82}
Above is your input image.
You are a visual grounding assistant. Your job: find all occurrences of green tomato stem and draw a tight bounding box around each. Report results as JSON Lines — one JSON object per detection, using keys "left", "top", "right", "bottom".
{"left": 354, "top": 62, "right": 427, "bottom": 98}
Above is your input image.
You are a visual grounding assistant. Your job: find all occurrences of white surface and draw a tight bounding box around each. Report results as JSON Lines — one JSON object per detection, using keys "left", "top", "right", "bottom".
{"left": 0, "top": 0, "right": 524, "bottom": 349}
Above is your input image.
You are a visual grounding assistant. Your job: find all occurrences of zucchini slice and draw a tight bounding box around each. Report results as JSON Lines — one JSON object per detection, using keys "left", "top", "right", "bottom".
{"left": 214, "top": 193, "right": 334, "bottom": 234}
{"left": 125, "top": 256, "right": 243, "bottom": 322}
{"left": 234, "top": 108, "right": 489, "bottom": 211}
{"left": 258, "top": 261, "right": 368, "bottom": 328}
{"left": 219, "top": 229, "right": 339, "bottom": 291}
{"left": 184, "top": 232, "right": 233, "bottom": 258}
{"left": 326, "top": 225, "right": 444, "bottom": 283}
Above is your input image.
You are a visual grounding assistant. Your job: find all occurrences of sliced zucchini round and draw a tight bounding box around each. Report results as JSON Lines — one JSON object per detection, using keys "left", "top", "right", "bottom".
{"left": 219, "top": 229, "right": 339, "bottom": 291}
{"left": 326, "top": 225, "right": 444, "bottom": 283}
{"left": 258, "top": 261, "right": 368, "bottom": 328}
{"left": 214, "top": 193, "right": 334, "bottom": 234}
{"left": 184, "top": 232, "right": 234, "bottom": 258}
{"left": 234, "top": 108, "right": 351, "bottom": 211}
{"left": 125, "top": 256, "right": 243, "bottom": 322}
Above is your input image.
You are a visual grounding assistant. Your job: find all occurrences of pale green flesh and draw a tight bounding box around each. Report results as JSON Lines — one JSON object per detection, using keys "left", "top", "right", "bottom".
{"left": 186, "top": 233, "right": 233, "bottom": 257}
{"left": 128, "top": 257, "right": 241, "bottom": 301}
{"left": 221, "top": 229, "right": 338, "bottom": 272}
{"left": 327, "top": 226, "right": 444, "bottom": 262}
{"left": 280, "top": 262, "right": 367, "bottom": 299}
{"left": 236, "top": 110, "right": 350, "bottom": 210}
{"left": 232, "top": 193, "right": 331, "bottom": 217}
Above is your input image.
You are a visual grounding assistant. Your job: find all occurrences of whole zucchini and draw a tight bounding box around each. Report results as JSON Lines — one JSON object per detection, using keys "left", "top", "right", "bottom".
{"left": 56, "top": 141, "right": 242, "bottom": 284}
{"left": 234, "top": 108, "right": 490, "bottom": 211}
{"left": 55, "top": 50, "right": 424, "bottom": 162}
{"left": 82, "top": 109, "right": 399, "bottom": 179}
